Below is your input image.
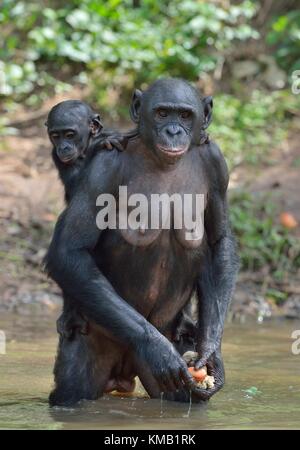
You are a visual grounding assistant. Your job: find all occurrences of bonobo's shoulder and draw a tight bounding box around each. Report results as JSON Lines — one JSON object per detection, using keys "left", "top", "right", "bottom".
{"left": 83, "top": 149, "right": 122, "bottom": 195}
{"left": 199, "top": 140, "right": 229, "bottom": 193}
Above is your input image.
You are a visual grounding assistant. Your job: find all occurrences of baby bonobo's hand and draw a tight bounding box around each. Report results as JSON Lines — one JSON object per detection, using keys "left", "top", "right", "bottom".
{"left": 101, "top": 134, "right": 124, "bottom": 152}
{"left": 99, "top": 129, "right": 138, "bottom": 152}
{"left": 56, "top": 309, "right": 89, "bottom": 340}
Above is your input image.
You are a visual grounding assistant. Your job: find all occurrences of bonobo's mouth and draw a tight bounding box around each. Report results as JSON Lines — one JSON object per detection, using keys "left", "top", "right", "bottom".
{"left": 156, "top": 144, "right": 188, "bottom": 157}
{"left": 58, "top": 153, "right": 77, "bottom": 164}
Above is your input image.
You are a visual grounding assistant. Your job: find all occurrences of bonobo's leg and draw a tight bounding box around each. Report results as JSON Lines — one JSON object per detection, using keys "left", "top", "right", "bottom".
{"left": 173, "top": 300, "right": 197, "bottom": 355}
{"left": 49, "top": 335, "right": 99, "bottom": 406}
{"left": 49, "top": 323, "right": 123, "bottom": 407}
{"left": 56, "top": 293, "right": 89, "bottom": 340}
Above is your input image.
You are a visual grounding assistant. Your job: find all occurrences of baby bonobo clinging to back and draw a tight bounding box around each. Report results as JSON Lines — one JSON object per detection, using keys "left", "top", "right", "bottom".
{"left": 46, "top": 99, "right": 135, "bottom": 203}
{"left": 46, "top": 100, "right": 137, "bottom": 339}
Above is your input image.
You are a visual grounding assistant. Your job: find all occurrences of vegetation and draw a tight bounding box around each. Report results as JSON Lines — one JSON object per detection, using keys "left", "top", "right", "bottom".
{"left": 1, "top": 1, "right": 298, "bottom": 107}
{"left": 230, "top": 191, "right": 300, "bottom": 279}
{"left": 0, "top": 0, "right": 259, "bottom": 102}
{"left": 211, "top": 89, "right": 299, "bottom": 168}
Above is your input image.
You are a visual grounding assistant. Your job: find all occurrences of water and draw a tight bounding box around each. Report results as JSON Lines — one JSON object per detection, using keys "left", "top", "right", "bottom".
{"left": 0, "top": 313, "right": 299, "bottom": 429}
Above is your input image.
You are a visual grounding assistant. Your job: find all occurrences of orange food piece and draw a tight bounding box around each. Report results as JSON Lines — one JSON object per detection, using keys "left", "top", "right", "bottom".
{"left": 280, "top": 212, "right": 298, "bottom": 229}
{"left": 188, "top": 366, "right": 207, "bottom": 382}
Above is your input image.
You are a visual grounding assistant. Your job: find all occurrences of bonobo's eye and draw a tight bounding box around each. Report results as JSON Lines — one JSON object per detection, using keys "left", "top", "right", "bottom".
{"left": 65, "top": 131, "right": 75, "bottom": 139}
{"left": 156, "top": 108, "right": 168, "bottom": 119}
{"left": 180, "top": 110, "right": 192, "bottom": 120}
{"left": 50, "top": 132, "right": 59, "bottom": 140}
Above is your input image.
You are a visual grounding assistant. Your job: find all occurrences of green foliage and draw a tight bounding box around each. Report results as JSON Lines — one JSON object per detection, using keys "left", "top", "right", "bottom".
{"left": 0, "top": 0, "right": 259, "bottom": 103}
{"left": 230, "top": 191, "right": 300, "bottom": 277}
{"left": 267, "top": 10, "right": 300, "bottom": 73}
{"left": 211, "top": 89, "right": 299, "bottom": 168}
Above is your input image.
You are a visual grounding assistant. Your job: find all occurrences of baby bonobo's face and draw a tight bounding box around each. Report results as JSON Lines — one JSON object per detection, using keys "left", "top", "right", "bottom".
{"left": 46, "top": 102, "right": 102, "bottom": 164}
{"left": 47, "top": 113, "right": 91, "bottom": 164}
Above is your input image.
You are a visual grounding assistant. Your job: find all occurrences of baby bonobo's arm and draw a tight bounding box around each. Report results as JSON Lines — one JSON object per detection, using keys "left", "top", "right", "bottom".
{"left": 94, "top": 128, "right": 139, "bottom": 152}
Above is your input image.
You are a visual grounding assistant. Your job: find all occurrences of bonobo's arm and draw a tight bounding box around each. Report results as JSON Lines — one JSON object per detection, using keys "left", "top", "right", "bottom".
{"left": 194, "top": 142, "right": 239, "bottom": 399}
{"left": 45, "top": 151, "right": 195, "bottom": 393}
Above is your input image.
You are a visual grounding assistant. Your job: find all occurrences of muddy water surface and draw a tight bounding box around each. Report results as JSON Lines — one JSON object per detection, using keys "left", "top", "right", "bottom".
{"left": 0, "top": 314, "right": 299, "bottom": 429}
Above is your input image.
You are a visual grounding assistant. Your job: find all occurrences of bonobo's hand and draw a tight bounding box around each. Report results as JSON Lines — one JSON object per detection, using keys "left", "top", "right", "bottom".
{"left": 99, "top": 134, "right": 124, "bottom": 152}
{"left": 138, "top": 329, "right": 197, "bottom": 393}
{"left": 56, "top": 309, "right": 89, "bottom": 340}
{"left": 99, "top": 129, "right": 139, "bottom": 152}
{"left": 192, "top": 349, "right": 225, "bottom": 401}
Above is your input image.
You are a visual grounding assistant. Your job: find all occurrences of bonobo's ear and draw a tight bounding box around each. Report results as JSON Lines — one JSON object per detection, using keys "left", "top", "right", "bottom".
{"left": 202, "top": 96, "right": 213, "bottom": 129}
{"left": 130, "top": 89, "right": 143, "bottom": 124}
{"left": 90, "top": 114, "right": 103, "bottom": 136}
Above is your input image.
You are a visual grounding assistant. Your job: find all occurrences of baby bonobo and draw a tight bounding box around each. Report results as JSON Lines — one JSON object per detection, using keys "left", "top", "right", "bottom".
{"left": 46, "top": 100, "right": 126, "bottom": 202}
{"left": 46, "top": 100, "right": 137, "bottom": 340}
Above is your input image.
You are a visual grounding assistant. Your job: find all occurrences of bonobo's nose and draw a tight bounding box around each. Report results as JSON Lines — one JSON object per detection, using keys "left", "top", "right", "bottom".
{"left": 61, "top": 146, "right": 71, "bottom": 155}
{"left": 165, "top": 124, "right": 182, "bottom": 136}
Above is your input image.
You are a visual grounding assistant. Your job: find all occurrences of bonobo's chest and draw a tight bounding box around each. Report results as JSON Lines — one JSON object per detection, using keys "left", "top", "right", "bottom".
{"left": 116, "top": 145, "right": 208, "bottom": 250}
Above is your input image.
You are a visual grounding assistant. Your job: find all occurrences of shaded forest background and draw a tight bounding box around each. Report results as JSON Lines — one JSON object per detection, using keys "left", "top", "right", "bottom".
{"left": 0, "top": 0, "right": 299, "bottom": 320}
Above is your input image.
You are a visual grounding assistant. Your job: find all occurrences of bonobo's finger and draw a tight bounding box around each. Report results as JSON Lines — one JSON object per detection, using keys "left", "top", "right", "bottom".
{"left": 56, "top": 318, "right": 69, "bottom": 339}
{"left": 166, "top": 372, "right": 178, "bottom": 392}
{"left": 180, "top": 365, "right": 197, "bottom": 390}
{"left": 56, "top": 319, "right": 62, "bottom": 335}
{"left": 194, "top": 358, "right": 207, "bottom": 370}
{"left": 171, "top": 370, "right": 183, "bottom": 390}
{"left": 206, "top": 353, "right": 224, "bottom": 384}
{"left": 78, "top": 321, "right": 89, "bottom": 335}
{"left": 104, "top": 140, "right": 113, "bottom": 150}
{"left": 159, "top": 368, "right": 177, "bottom": 392}
{"left": 192, "top": 353, "right": 225, "bottom": 400}
{"left": 57, "top": 324, "right": 73, "bottom": 340}
{"left": 157, "top": 376, "right": 169, "bottom": 394}
{"left": 192, "top": 385, "right": 214, "bottom": 400}
{"left": 192, "top": 378, "right": 223, "bottom": 400}
{"left": 110, "top": 139, "right": 124, "bottom": 152}
{"left": 194, "top": 349, "right": 214, "bottom": 370}
{"left": 162, "top": 380, "right": 175, "bottom": 393}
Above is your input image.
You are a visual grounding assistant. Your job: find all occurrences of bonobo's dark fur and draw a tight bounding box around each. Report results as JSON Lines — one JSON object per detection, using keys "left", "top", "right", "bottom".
{"left": 45, "top": 78, "right": 239, "bottom": 406}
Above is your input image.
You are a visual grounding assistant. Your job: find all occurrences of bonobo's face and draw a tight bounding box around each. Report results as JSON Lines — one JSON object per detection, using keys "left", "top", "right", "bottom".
{"left": 46, "top": 101, "right": 102, "bottom": 164}
{"left": 130, "top": 79, "right": 211, "bottom": 165}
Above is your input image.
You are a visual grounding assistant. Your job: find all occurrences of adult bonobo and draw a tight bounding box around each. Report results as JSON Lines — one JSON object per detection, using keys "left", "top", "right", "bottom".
{"left": 45, "top": 78, "right": 238, "bottom": 406}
